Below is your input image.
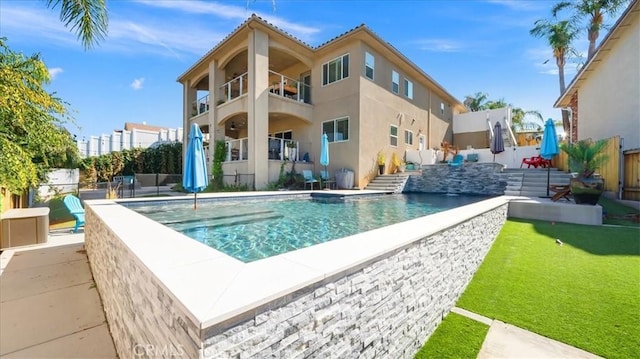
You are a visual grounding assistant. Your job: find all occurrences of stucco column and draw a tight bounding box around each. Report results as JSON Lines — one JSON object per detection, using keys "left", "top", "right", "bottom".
{"left": 183, "top": 82, "right": 197, "bottom": 173}
{"left": 210, "top": 60, "right": 226, "bottom": 143}
{"left": 247, "top": 29, "right": 269, "bottom": 188}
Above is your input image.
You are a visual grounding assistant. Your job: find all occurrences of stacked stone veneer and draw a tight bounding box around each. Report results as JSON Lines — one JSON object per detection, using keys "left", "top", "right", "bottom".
{"left": 404, "top": 163, "right": 508, "bottom": 195}
{"left": 203, "top": 204, "right": 508, "bottom": 358}
{"left": 84, "top": 207, "right": 201, "bottom": 359}
{"left": 85, "top": 201, "right": 507, "bottom": 358}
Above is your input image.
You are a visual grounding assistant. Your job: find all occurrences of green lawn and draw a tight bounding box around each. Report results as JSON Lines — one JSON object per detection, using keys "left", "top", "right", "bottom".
{"left": 456, "top": 219, "right": 640, "bottom": 359}
{"left": 599, "top": 197, "right": 640, "bottom": 226}
{"left": 414, "top": 312, "right": 489, "bottom": 359}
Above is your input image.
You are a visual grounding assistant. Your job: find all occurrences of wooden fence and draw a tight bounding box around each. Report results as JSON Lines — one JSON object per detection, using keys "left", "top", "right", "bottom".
{"left": 1, "top": 187, "right": 27, "bottom": 214}
{"left": 623, "top": 150, "right": 640, "bottom": 201}
{"left": 552, "top": 136, "right": 621, "bottom": 194}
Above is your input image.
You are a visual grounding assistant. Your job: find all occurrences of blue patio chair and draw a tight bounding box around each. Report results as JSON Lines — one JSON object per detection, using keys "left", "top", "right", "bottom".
{"left": 63, "top": 194, "right": 85, "bottom": 233}
{"left": 449, "top": 154, "right": 464, "bottom": 167}
{"left": 302, "top": 170, "right": 319, "bottom": 190}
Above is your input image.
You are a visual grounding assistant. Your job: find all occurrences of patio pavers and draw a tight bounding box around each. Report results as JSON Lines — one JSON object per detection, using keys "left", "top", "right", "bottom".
{"left": 0, "top": 241, "right": 116, "bottom": 358}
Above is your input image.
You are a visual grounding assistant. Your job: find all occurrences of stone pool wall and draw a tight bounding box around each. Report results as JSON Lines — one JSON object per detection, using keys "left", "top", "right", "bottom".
{"left": 405, "top": 163, "right": 508, "bottom": 195}
{"left": 202, "top": 204, "right": 508, "bottom": 358}
{"left": 84, "top": 207, "right": 201, "bottom": 359}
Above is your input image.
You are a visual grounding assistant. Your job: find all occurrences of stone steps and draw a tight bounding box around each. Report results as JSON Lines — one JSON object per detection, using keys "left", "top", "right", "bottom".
{"left": 365, "top": 173, "right": 412, "bottom": 193}
{"left": 504, "top": 169, "right": 572, "bottom": 196}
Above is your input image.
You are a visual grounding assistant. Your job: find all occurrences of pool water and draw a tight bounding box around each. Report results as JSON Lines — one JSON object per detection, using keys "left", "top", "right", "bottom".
{"left": 128, "top": 193, "right": 491, "bottom": 262}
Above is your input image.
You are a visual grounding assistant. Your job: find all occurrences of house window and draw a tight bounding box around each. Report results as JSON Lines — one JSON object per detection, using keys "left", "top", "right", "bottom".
{"left": 322, "top": 117, "right": 349, "bottom": 142}
{"left": 274, "top": 130, "right": 292, "bottom": 140}
{"left": 392, "top": 71, "right": 399, "bottom": 94}
{"left": 390, "top": 125, "right": 398, "bottom": 146}
{"left": 440, "top": 102, "right": 445, "bottom": 115}
{"left": 322, "top": 54, "right": 350, "bottom": 86}
{"left": 405, "top": 130, "right": 414, "bottom": 145}
{"left": 365, "top": 52, "right": 374, "bottom": 80}
{"left": 404, "top": 79, "right": 413, "bottom": 99}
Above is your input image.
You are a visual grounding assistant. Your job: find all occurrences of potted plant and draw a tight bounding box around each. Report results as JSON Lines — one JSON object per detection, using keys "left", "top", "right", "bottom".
{"left": 391, "top": 152, "right": 405, "bottom": 173}
{"left": 377, "top": 151, "right": 386, "bottom": 175}
{"left": 560, "top": 139, "right": 609, "bottom": 205}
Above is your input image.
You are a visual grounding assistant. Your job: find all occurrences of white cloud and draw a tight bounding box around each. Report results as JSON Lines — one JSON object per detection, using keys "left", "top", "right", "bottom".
{"left": 48, "top": 67, "right": 64, "bottom": 80}
{"left": 134, "top": 0, "right": 321, "bottom": 40}
{"left": 413, "top": 39, "right": 464, "bottom": 53}
{"left": 131, "top": 78, "right": 145, "bottom": 90}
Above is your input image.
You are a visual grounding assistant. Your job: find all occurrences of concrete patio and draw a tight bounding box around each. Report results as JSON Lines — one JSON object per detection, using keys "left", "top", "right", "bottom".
{"left": 0, "top": 231, "right": 116, "bottom": 358}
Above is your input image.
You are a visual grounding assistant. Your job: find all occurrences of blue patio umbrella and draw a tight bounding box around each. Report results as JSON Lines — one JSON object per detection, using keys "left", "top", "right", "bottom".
{"left": 490, "top": 121, "right": 505, "bottom": 162}
{"left": 183, "top": 123, "right": 208, "bottom": 209}
{"left": 320, "top": 133, "right": 329, "bottom": 188}
{"left": 540, "top": 118, "right": 559, "bottom": 197}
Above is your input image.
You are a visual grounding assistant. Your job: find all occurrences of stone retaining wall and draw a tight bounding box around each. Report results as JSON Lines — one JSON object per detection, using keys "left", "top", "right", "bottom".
{"left": 84, "top": 207, "right": 200, "bottom": 359}
{"left": 405, "top": 163, "right": 508, "bottom": 195}
{"left": 203, "top": 204, "right": 508, "bottom": 358}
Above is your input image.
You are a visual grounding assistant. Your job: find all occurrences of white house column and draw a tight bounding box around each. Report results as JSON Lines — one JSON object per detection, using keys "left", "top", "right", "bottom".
{"left": 247, "top": 29, "right": 269, "bottom": 188}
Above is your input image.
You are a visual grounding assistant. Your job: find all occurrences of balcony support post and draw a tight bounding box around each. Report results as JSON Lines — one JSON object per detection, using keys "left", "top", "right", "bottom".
{"left": 247, "top": 28, "right": 269, "bottom": 188}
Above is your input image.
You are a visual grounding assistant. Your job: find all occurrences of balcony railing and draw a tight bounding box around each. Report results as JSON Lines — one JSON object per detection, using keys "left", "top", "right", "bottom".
{"left": 268, "top": 71, "right": 311, "bottom": 104}
{"left": 192, "top": 94, "right": 210, "bottom": 117}
{"left": 224, "top": 137, "right": 301, "bottom": 162}
{"left": 226, "top": 138, "right": 249, "bottom": 162}
{"left": 219, "top": 72, "right": 248, "bottom": 105}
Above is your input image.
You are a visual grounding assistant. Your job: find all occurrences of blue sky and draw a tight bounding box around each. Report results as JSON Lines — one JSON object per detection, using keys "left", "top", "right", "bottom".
{"left": 0, "top": 0, "right": 622, "bottom": 140}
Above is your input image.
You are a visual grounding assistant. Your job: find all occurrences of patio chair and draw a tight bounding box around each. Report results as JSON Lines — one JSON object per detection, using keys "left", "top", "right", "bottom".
{"left": 521, "top": 155, "right": 546, "bottom": 168}
{"left": 449, "top": 154, "right": 464, "bottom": 167}
{"left": 549, "top": 185, "right": 571, "bottom": 202}
{"left": 302, "top": 170, "right": 319, "bottom": 190}
{"left": 319, "top": 170, "right": 336, "bottom": 189}
{"left": 63, "top": 194, "right": 85, "bottom": 233}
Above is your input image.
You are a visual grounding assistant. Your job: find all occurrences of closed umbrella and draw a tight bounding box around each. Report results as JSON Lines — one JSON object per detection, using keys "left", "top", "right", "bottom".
{"left": 183, "top": 123, "right": 209, "bottom": 209}
{"left": 540, "top": 118, "right": 559, "bottom": 197}
{"left": 320, "top": 133, "right": 329, "bottom": 188}
{"left": 490, "top": 121, "right": 505, "bottom": 162}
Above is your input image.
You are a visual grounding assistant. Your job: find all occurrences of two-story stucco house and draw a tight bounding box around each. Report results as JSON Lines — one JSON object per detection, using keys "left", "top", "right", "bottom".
{"left": 554, "top": 0, "right": 639, "bottom": 149}
{"left": 178, "top": 15, "right": 466, "bottom": 189}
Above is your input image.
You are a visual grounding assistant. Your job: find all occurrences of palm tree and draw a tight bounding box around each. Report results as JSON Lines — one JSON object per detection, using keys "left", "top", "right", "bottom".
{"left": 530, "top": 19, "right": 579, "bottom": 133}
{"left": 45, "top": 0, "right": 108, "bottom": 49}
{"left": 463, "top": 92, "right": 489, "bottom": 112}
{"left": 552, "top": 0, "right": 630, "bottom": 60}
{"left": 511, "top": 108, "right": 544, "bottom": 132}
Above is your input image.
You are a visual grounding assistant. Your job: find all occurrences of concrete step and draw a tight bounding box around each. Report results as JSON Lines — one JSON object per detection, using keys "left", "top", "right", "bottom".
{"left": 504, "top": 190, "right": 521, "bottom": 196}
{"left": 518, "top": 190, "right": 549, "bottom": 197}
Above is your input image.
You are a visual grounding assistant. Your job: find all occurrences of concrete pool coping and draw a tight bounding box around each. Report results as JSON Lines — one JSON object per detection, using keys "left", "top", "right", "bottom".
{"left": 85, "top": 191, "right": 510, "bottom": 335}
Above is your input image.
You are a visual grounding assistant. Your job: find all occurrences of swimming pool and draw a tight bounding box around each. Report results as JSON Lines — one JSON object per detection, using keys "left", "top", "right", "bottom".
{"left": 128, "top": 193, "right": 492, "bottom": 262}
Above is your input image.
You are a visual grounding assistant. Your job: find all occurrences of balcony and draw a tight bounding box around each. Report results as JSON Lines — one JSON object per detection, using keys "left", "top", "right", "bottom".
{"left": 192, "top": 94, "right": 210, "bottom": 117}
{"left": 225, "top": 137, "right": 303, "bottom": 162}
{"left": 268, "top": 71, "right": 311, "bottom": 104}
{"left": 218, "top": 72, "right": 248, "bottom": 105}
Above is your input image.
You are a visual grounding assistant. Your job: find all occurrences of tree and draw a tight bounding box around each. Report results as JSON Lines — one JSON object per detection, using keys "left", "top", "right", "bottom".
{"left": 552, "top": 0, "right": 630, "bottom": 60}
{"left": 530, "top": 18, "right": 579, "bottom": 133}
{"left": 45, "top": 0, "right": 109, "bottom": 49}
{"left": 0, "top": 38, "right": 78, "bottom": 192}
{"left": 463, "top": 92, "right": 489, "bottom": 111}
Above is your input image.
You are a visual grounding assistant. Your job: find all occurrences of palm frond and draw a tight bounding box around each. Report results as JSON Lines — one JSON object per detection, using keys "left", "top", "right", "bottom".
{"left": 46, "top": 0, "right": 108, "bottom": 49}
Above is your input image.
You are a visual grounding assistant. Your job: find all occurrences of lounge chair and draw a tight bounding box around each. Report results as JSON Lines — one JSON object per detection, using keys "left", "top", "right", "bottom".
{"left": 319, "top": 170, "right": 336, "bottom": 189}
{"left": 302, "top": 170, "right": 319, "bottom": 190}
{"left": 449, "top": 154, "right": 464, "bottom": 167}
{"left": 63, "top": 194, "right": 85, "bottom": 233}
